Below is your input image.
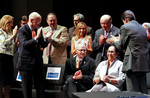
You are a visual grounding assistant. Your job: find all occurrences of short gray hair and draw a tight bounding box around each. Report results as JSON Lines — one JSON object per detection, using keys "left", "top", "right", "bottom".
{"left": 73, "top": 13, "right": 85, "bottom": 21}
{"left": 142, "top": 22, "right": 150, "bottom": 30}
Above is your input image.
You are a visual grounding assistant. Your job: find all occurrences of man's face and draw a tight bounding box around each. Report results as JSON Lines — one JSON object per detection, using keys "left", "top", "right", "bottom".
{"left": 46, "top": 15, "right": 57, "bottom": 29}
{"left": 100, "top": 18, "right": 111, "bottom": 31}
{"left": 73, "top": 16, "right": 80, "bottom": 27}
{"left": 76, "top": 45, "right": 86, "bottom": 59}
{"left": 20, "top": 20, "right": 28, "bottom": 27}
{"left": 32, "top": 18, "right": 41, "bottom": 29}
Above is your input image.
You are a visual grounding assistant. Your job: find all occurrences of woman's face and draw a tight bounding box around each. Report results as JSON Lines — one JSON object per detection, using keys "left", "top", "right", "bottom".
{"left": 78, "top": 24, "right": 85, "bottom": 37}
{"left": 8, "top": 20, "right": 13, "bottom": 30}
{"left": 107, "top": 46, "right": 118, "bottom": 61}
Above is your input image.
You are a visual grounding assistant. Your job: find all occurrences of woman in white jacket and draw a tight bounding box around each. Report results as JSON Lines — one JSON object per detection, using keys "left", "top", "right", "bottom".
{"left": 87, "top": 45, "right": 125, "bottom": 92}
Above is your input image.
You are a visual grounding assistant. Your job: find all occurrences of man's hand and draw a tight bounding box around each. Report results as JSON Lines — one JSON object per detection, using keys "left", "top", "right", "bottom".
{"left": 99, "top": 35, "right": 107, "bottom": 45}
{"left": 106, "top": 35, "right": 120, "bottom": 44}
{"left": 36, "top": 27, "right": 43, "bottom": 40}
{"left": 73, "top": 70, "right": 83, "bottom": 80}
{"left": 45, "top": 31, "right": 53, "bottom": 40}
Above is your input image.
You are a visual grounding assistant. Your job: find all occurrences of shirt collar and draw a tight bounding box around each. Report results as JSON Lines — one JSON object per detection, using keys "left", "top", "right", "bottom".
{"left": 49, "top": 26, "right": 56, "bottom": 31}
{"left": 104, "top": 24, "right": 113, "bottom": 33}
{"left": 76, "top": 56, "right": 84, "bottom": 63}
{"left": 27, "top": 23, "right": 33, "bottom": 31}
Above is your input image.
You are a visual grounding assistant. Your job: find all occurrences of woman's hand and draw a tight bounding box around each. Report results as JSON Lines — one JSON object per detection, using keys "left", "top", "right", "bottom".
{"left": 94, "top": 77, "right": 101, "bottom": 84}
{"left": 13, "top": 25, "right": 18, "bottom": 36}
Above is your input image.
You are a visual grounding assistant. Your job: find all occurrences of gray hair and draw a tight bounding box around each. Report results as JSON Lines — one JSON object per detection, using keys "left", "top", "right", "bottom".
{"left": 73, "top": 13, "right": 85, "bottom": 21}
{"left": 142, "top": 22, "right": 150, "bottom": 30}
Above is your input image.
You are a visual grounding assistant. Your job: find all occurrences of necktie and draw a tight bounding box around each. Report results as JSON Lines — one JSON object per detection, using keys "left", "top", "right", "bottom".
{"left": 32, "top": 29, "right": 36, "bottom": 38}
{"left": 76, "top": 59, "right": 81, "bottom": 69}
{"left": 101, "top": 31, "right": 109, "bottom": 57}
{"left": 32, "top": 29, "right": 37, "bottom": 47}
{"left": 46, "top": 43, "right": 50, "bottom": 57}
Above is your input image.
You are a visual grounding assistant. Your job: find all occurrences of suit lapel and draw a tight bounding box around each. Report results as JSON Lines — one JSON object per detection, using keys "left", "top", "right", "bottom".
{"left": 80, "top": 56, "right": 88, "bottom": 68}
{"left": 52, "top": 25, "right": 60, "bottom": 38}
{"left": 72, "top": 56, "right": 76, "bottom": 69}
{"left": 25, "top": 24, "right": 32, "bottom": 39}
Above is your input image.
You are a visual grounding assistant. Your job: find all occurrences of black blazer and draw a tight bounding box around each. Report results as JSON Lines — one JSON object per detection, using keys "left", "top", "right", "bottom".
{"left": 17, "top": 24, "right": 49, "bottom": 71}
{"left": 92, "top": 26, "right": 120, "bottom": 65}
{"left": 63, "top": 56, "right": 96, "bottom": 89}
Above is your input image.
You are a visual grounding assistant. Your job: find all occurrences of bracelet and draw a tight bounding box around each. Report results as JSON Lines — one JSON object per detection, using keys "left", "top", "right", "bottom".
{"left": 109, "top": 79, "right": 111, "bottom": 83}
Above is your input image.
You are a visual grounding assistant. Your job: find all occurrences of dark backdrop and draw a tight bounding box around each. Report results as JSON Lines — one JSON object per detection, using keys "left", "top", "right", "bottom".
{"left": 0, "top": 0, "right": 149, "bottom": 31}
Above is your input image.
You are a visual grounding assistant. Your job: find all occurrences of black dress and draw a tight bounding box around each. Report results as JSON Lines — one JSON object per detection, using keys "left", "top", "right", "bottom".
{"left": 0, "top": 53, "right": 14, "bottom": 85}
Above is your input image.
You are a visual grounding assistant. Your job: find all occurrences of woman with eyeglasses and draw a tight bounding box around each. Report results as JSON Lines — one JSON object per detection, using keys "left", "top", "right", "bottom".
{"left": 71, "top": 22, "right": 93, "bottom": 57}
{"left": 0, "top": 15, "right": 18, "bottom": 98}
{"left": 87, "top": 45, "right": 125, "bottom": 92}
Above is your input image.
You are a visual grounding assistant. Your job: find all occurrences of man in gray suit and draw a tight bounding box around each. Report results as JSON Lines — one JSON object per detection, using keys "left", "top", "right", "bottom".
{"left": 92, "top": 15, "right": 120, "bottom": 66}
{"left": 107, "top": 10, "right": 150, "bottom": 94}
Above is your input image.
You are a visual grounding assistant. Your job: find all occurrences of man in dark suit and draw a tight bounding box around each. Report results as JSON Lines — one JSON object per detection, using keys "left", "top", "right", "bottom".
{"left": 17, "top": 12, "right": 50, "bottom": 98}
{"left": 67, "top": 13, "right": 94, "bottom": 58}
{"left": 92, "top": 14, "right": 120, "bottom": 66}
{"left": 107, "top": 10, "right": 150, "bottom": 94}
{"left": 63, "top": 43, "right": 96, "bottom": 98}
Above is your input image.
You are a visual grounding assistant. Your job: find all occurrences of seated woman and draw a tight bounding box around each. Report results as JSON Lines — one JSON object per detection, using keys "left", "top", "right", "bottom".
{"left": 71, "top": 22, "right": 93, "bottom": 57}
{"left": 87, "top": 45, "right": 125, "bottom": 92}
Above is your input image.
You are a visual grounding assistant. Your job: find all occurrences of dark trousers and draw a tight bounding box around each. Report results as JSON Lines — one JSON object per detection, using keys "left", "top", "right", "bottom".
{"left": 126, "top": 70, "right": 148, "bottom": 94}
{"left": 20, "top": 64, "right": 45, "bottom": 98}
{"left": 63, "top": 77, "right": 87, "bottom": 98}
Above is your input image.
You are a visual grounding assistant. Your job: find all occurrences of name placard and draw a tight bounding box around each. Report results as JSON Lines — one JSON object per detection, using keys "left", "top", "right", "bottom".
{"left": 46, "top": 67, "right": 61, "bottom": 80}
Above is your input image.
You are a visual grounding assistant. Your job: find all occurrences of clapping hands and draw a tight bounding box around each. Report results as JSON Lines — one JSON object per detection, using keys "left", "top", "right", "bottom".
{"left": 45, "top": 31, "right": 53, "bottom": 40}
{"left": 73, "top": 70, "right": 83, "bottom": 80}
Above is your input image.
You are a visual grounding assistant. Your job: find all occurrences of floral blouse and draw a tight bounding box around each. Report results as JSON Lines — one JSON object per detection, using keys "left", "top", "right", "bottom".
{"left": 0, "top": 28, "right": 14, "bottom": 56}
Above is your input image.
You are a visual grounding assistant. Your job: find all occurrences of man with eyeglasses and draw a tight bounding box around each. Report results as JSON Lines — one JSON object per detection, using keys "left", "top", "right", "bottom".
{"left": 20, "top": 15, "right": 28, "bottom": 27}
{"left": 67, "top": 13, "right": 94, "bottom": 58}
{"left": 63, "top": 43, "right": 96, "bottom": 98}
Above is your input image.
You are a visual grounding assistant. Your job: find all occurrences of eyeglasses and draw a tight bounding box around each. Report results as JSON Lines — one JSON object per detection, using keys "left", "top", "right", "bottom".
{"left": 77, "top": 49, "right": 86, "bottom": 52}
{"left": 107, "top": 51, "right": 115, "bottom": 54}
{"left": 73, "top": 19, "right": 80, "bottom": 22}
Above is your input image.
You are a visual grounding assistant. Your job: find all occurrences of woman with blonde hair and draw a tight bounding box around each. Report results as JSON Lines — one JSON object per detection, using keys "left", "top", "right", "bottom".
{"left": 71, "top": 22, "right": 93, "bottom": 56}
{"left": 0, "top": 15, "right": 17, "bottom": 98}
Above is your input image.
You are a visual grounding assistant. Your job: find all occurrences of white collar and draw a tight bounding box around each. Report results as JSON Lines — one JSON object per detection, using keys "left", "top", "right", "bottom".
{"left": 27, "top": 23, "right": 33, "bottom": 31}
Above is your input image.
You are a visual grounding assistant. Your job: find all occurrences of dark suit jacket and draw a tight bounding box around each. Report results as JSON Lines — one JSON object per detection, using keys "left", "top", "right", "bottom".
{"left": 17, "top": 24, "right": 49, "bottom": 71}
{"left": 92, "top": 26, "right": 120, "bottom": 65}
{"left": 63, "top": 56, "right": 96, "bottom": 90}
{"left": 115, "top": 20, "right": 150, "bottom": 72}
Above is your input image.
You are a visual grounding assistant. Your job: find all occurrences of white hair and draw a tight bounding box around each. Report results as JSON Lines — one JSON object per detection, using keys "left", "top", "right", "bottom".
{"left": 29, "top": 12, "right": 41, "bottom": 20}
{"left": 142, "top": 22, "right": 150, "bottom": 30}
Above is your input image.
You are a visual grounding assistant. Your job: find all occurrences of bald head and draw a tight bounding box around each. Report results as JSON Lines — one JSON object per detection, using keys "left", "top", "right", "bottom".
{"left": 100, "top": 14, "right": 112, "bottom": 31}
{"left": 29, "top": 12, "right": 41, "bottom": 21}
{"left": 100, "top": 15, "right": 112, "bottom": 22}
{"left": 76, "top": 43, "right": 87, "bottom": 59}
{"left": 28, "top": 12, "right": 41, "bottom": 29}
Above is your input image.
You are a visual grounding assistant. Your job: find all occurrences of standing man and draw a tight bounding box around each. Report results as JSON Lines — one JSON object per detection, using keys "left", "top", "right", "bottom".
{"left": 63, "top": 43, "right": 96, "bottom": 98}
{"left": 107, "top": 10, "right": 150, "bottom": 94}
{"left": 67, "top": 13, "right": 94, "bottom": 58}
{"left": 42, "top": 13, "right": 68, "bottom": 64}
{"left": 92, "top": 14, "right": 120, "bottom": 66}
{"left": 17, "top": 12, "right": 50, "bottom": 98}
